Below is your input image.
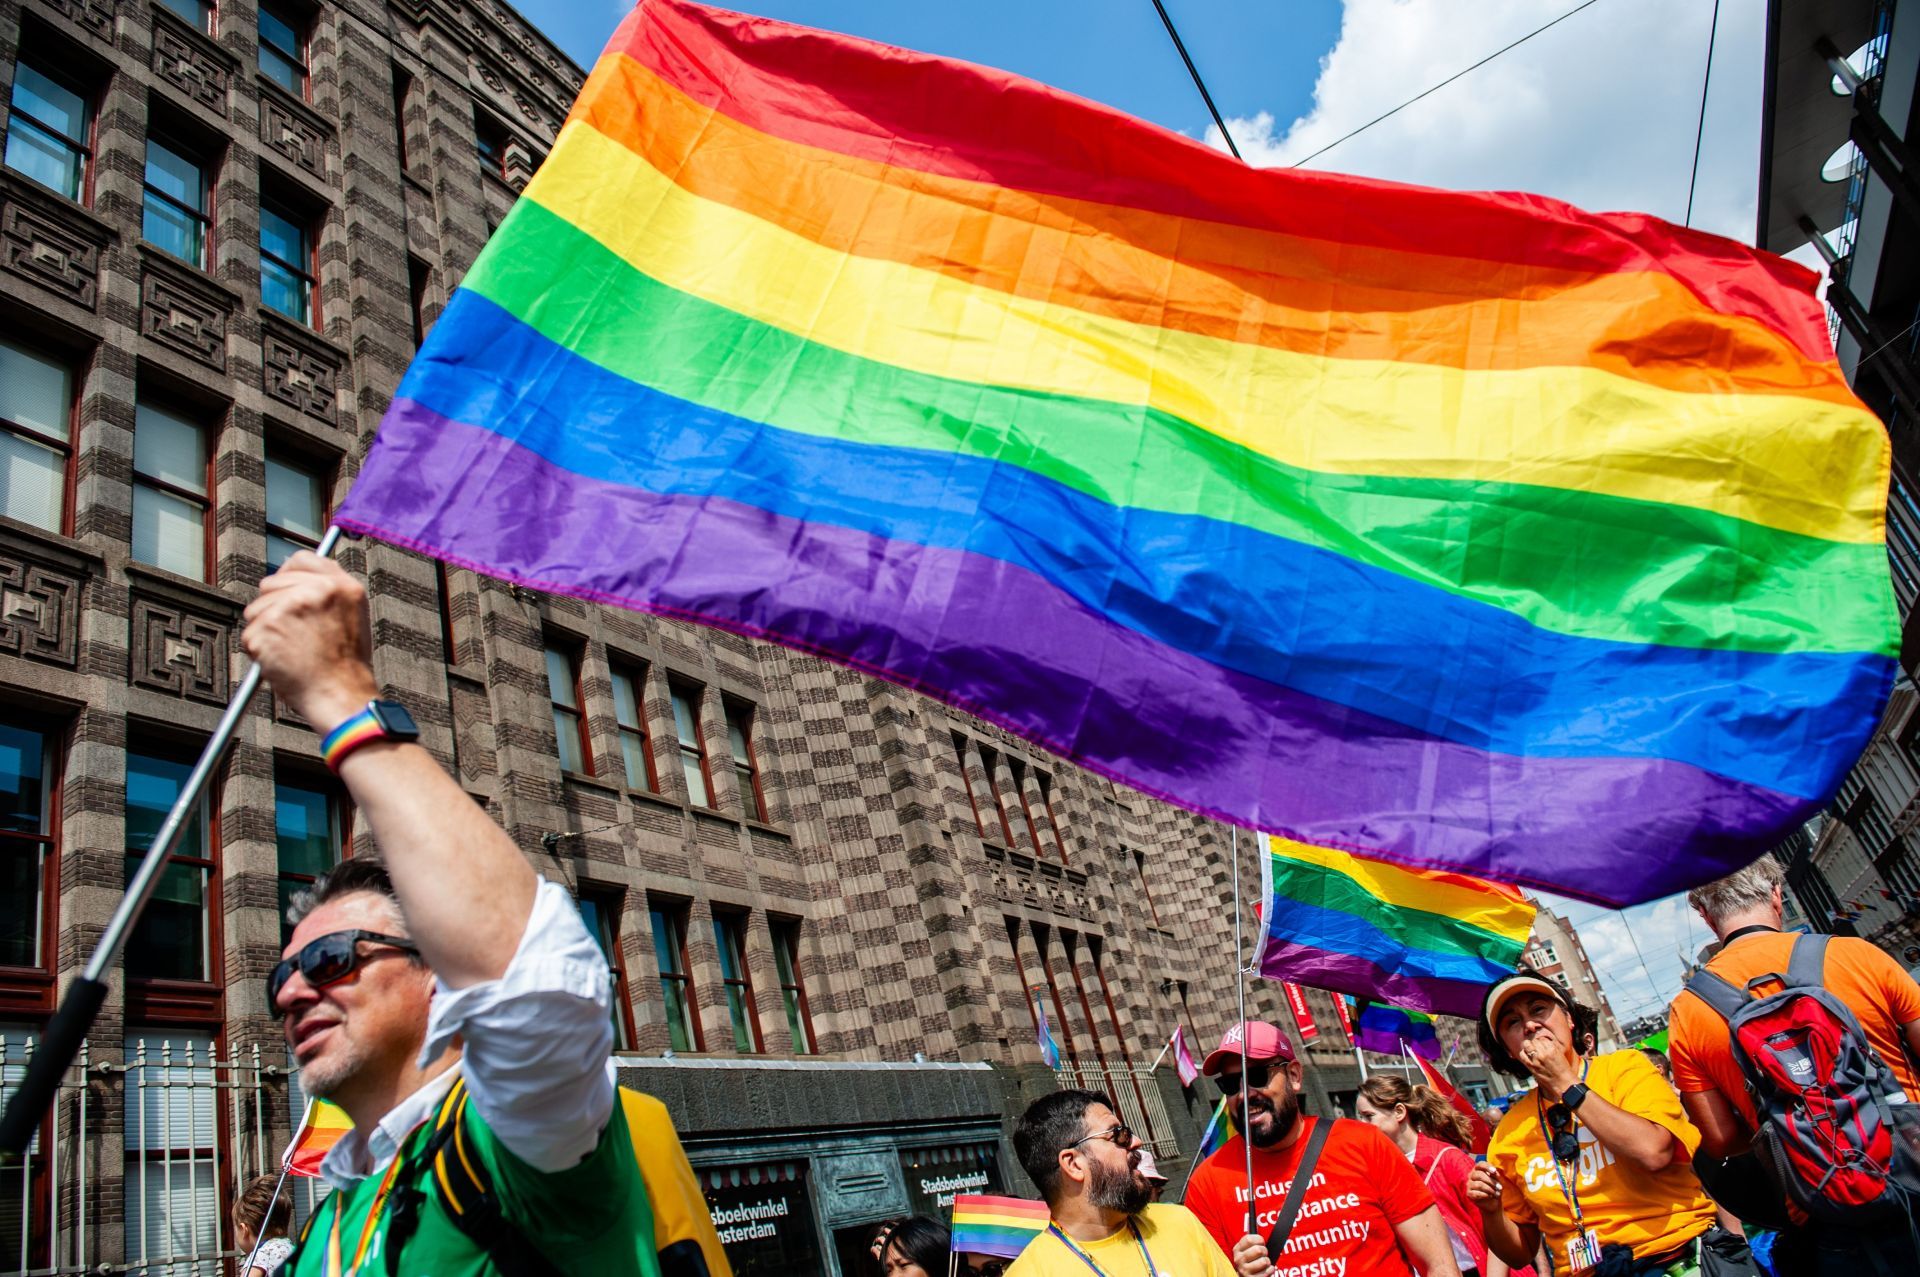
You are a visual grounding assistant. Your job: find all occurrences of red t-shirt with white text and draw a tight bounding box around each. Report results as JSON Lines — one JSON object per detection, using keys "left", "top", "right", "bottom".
{"left": 1184, "top": 1117, "right": 1433, "bottom": 1277}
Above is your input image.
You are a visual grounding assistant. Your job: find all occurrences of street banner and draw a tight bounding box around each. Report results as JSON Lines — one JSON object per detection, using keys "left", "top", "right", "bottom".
{"left": 1282, "top": 983, "right": 1319, "bottom": 1042}
{"left": 1172, "top": 1026, "right": 1200, "bottom": 1087}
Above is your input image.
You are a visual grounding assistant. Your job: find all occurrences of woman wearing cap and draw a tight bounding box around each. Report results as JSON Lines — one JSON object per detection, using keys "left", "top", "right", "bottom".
{"left": 1356, "top": 1076, "right": 1533, "bottom": 1277}
{"left": 1464, "top": 975, "right": 1716, "bottom": 1275}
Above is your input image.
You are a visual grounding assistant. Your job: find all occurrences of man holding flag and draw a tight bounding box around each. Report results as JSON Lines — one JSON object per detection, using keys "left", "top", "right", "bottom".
{"left": 1184, "top": 1023, "right": 1461, "bottom": 1277}
{"left": 244, "top": 553, "right": 659, "bottom": 1275}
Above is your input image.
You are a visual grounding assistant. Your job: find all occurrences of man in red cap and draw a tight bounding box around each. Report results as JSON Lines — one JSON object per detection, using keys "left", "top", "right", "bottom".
{"left": 1184, "top": 1021, "right": 1461, "bottom": 1277}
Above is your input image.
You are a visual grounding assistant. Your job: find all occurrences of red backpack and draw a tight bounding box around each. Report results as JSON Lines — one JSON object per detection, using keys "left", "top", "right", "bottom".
{"left": 1685, "top": 933, "right": 1920, "bottom": 1222}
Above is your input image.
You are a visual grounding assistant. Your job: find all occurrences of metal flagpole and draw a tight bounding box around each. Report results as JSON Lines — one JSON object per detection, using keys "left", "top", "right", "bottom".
{"left": 240, "top": 1153, "right": 297, "bottom": 1274}
{"left": 0, "top": 527, "right": 346, "bottom": 1157}
{"left": 1230, "top": 825, "right": 1256, "bottom": 1236}
{"left": 1147, "top": 1033, "right": 1176, "bottom": 1072}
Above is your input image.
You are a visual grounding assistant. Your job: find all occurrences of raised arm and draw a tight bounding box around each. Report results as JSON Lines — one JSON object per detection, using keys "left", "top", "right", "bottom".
{"left": 241, "top": 553, "right": 537, "bottom": 987}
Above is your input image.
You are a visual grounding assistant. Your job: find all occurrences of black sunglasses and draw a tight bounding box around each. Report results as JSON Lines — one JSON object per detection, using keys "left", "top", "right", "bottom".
{"left": 1545, "top": 1103, "right": 1580, "bottom": 1163}
{"left": 964, "top": 1262, "right": 1010, "bottom": 1277}
{"left": 1071, "top": 1123, "right": 1135, "bottom": 1150}
{"left": 1214, "top": 1060, "right": 1275, "bottom": 1096}
{"left": 268, "top": 929, "right": 419, "bottom": 1016}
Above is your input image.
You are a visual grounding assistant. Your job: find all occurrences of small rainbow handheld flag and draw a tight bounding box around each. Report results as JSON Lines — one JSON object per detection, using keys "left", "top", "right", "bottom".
{"left": 286, "top": 1097, "right": 351, "bottom": 1177}
{"left": 1195, "top": 1098, "right": 1235, "bottom": 1161}
{"left": 1256, "top": 836, "right": 1536, "bottom": 1016}
{"left": 1356, "top": 1002, "right": 1441, "bottom": 1061}
{"left": 950, "top": 1194, "right": 1048, "bottom": 1259}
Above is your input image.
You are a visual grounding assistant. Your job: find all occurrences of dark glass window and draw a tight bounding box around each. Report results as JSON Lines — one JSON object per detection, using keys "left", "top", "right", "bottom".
{"left": 4, "top": 60, "right": 90, "bottom": 200}
{"left": 712, "top": 912, "right": 762, "bottom": 1053}
{"left": 611, "top": 664, "right": 655, "bottom": 791}
{"left": 544, "top": 642, "right": 591, "bottom": 774}
{"left": 0, "top": 722, "right": 53, "bottom": 970}
{"left": 0, "top": 338, "right": 75, "bottom": 534}
{"left": 770, "top": 917, "right": 815, "bottom": 1055}
{"left": 578, "top": 891, "right": 635, "bottom": 1051}
{"left": 258, "top": 4, "right": 308, "bottom": 97}
{"left": 124, "top": 750, "right": 213, "bottom": 982}
{"left": 274, "top": 772, "right": 341, "bottom": 946}
{"left": 474, "top": 110, "right": 508, "bottom": 178}
{"left": 649, "top": 901, "right": 701, "bottom": 1052}
{"left": 264, "top": 450, "right": 325, "bottom": 572}
{"left": 724, "top": 701, "right": 765, "bottom": 821}
{"left": 669, "top": 684, "right": 711, "bottom": 807}
{"left": 143, "top": 137, "right": 210, "bottom": 268}
{"left": 260, "top": 201, "right": 315, "bottom": 324}
{"left": 159, "top": 0, "right": 215, "bottom": 32}
{"left": 132, "top": 399, "right": 210, "bottom": 581}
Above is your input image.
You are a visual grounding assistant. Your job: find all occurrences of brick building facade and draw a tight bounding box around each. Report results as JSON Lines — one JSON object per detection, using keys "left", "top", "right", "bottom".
{"left": 0, "top": 3, "right": 1499, "bottom": 1273}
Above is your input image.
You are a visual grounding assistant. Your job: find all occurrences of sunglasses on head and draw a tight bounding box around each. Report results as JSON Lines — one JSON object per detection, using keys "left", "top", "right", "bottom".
{"left": 268, "top": 929, "right": 419, "bottom": 1016}
{"left": 1213, "top": 1060, "right": 1276, "bottom": 1096}
{"left": 1545, "top": 1103, "right": 1580, "bottom": 1163}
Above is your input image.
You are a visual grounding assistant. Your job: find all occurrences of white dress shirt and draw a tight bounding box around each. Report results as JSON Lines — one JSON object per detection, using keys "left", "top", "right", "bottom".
{"left": 320, "top": 878, "right": 614, "bottom": 1188}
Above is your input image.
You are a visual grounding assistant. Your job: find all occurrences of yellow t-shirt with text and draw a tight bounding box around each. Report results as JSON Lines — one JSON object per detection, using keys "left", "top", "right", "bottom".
{"left": 1487, "top": 1049, "right": 1714, "bottom": 1270}
{"left": 1006, "top": 1203, "right": 1236, "bottom": 1277}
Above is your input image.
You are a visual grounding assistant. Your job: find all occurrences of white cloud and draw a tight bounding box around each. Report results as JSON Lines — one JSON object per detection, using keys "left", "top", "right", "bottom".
{"left": 1202, "top": 0, "right": 1766, "bottom": 242}
{"left": 1539, "top": 892, "right": 1720, "bottom": 1026}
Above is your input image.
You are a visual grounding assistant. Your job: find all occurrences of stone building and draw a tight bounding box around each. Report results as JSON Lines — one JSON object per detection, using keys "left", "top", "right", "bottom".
{"left": 1521, "top": 905, "right": 1624, "bottom": 1052}
{"left": 0, "top": 3, "right": 1499, "bottom": 1274}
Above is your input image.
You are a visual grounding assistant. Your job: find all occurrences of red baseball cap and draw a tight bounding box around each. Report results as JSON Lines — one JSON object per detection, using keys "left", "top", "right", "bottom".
{"left": 1201, "top": 1021, "right": 1295, "bottom": 1076}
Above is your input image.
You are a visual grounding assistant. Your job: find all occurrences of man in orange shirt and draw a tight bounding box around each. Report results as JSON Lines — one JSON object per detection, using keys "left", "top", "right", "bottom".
{"left": 1670, "top": 855, "right": 1920, "bottom": 1275}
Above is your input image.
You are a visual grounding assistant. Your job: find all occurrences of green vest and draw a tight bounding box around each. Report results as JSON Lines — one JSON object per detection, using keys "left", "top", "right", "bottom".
{"left": 288, "top": 1085, "right": 661, "bottom": 1277}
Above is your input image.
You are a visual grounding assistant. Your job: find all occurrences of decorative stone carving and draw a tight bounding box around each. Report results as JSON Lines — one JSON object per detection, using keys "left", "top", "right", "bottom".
{"left": 260, "top": 317, "right": 341, "bottom": 424}
{"left": 131, "top": 595, "right": 229, "bottom": 704}
{"left": 43, "top": 0, "right": 113, "bottom": 40}
{"left": 152, "top": 18, "right": 231, "bottom": 115}
{"left": 0, "top": 186, "right": 104, "bottom": 308}
{"left": 0, "top": 554, "right": 81, "bottom": 668}
{"left": 140, "top": 256, "right": 230, "bottom": 371}
{"left": 260, "top": 92, "right": 329, "bottom": 178}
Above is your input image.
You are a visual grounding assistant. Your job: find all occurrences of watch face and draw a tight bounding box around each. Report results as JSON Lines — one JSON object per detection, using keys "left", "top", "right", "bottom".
{"left": 368, "top": 699, "right": 420, "bottom": 738}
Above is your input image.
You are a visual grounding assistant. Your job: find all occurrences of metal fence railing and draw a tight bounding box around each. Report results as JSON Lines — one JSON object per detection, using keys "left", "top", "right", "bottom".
{"left": 1, "top": 1030, "right": 316, "bottom": 1277}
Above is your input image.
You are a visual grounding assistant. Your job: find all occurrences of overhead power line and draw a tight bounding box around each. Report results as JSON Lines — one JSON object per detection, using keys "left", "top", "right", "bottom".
{"left": 1150, "top": 0, "right": 1242, "bottom": 159}
{"left": 1291, "top": 0, "right": 1607, "bottom": 169}
{"left": 1683, "top": 0, "right": 1724, "bottom": 226}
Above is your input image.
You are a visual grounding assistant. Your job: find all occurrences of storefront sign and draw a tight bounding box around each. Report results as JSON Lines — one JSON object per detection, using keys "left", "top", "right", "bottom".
{"left": 900, "top": 1141, "right": 1005, "bottom": 1218}
{"left": 702, "top": 1160, "right": 823, "bottom": 1276}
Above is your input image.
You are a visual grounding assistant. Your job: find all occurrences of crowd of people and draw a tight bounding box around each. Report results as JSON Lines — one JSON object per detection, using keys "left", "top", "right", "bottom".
{"left": 238, "top": 552, "right": 1920, "bottom": 1277}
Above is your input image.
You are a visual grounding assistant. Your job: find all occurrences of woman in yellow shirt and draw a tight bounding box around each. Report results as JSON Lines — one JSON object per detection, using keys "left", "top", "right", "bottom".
{"left": 1464, "top": 976, "right": 1716, "bottom": 1275}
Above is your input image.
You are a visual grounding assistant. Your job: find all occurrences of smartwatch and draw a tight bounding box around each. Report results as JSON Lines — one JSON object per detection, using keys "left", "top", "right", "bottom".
{"left": 1561, "top": 1082, "right": 1591, "bottom": 1111}
{"left": 320, "top": 699, "right": 421, "bottom": 771}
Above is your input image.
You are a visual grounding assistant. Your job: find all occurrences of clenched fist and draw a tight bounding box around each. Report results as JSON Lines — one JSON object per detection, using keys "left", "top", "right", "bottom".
{"left": 1466, "top": 1160, "right": 1505, "bottom": 1213}
{"left": 1231, "top": 1233, "right": 1272, "bottom": 1276}
{"left": 241, "top": 552, "right": 377, "bottom": 736}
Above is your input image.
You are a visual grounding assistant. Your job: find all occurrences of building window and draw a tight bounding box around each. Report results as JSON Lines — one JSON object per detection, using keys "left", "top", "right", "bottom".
{"left": 434, "top": 561, "right": 458, "bottom": 666}
{"left": 544, "top": 640, "right": 591, "bottom": 775}
{"left": 1006, "top": 757, "right": 1043, "bottom": 854}
{"left": 712, "top": 912, "right": 762, "bottom": 1053}
{"left": 124, "top": 1029, "right": 223, "bottom": 1271}
{"left": 5, "top": 58, "right": 91, "bottom": 201}
{"left": 142, "top": 135, "right": 211, "bottom": 269}
{"left": 1132, "top": 850, "right": 1158, "bottom": 925}
{"left": 260, "top": 200, "right": 317, "bottom": 325}
{"left": 0, "top": 721, "right": 55, "bottom": 974}
{"left": 274, "top": 770, "right": 342, "bottom": 947}
{"left": 407, "top": 256, "right": 431, "bottom": 348}
{"left": 1029, "top": 925, "right": 1077, "bottom": 1065}
{"left": 1036, "top": 770, "right": 1068, "bottom": 861}
{"left": 0, "top": 337, "right": 75, "bottom": 535}
{"left": 648, "top": 900, "right": 701, "bottom": 1053}
{"left": 610, "top": 663, "right": 656, "bottom": 791}
{"left": 390, "top": 63, "right": 414, "bottom": 172}
{"left": 264, "top": 449, "right": 325, "bottom": 572}
{"left": 258, "top": 3, "right": 309, "bottom": 98}
{"left": 124, "top": 747, "right": 215, "bottom": 983}
{"left": 577, "top": 889, "right": 635, "bottom": 1051}
{"left": 132, "top": 398, "right": 211, "bottom": 581}
{"left": 976, "top": 745, "right": 1015, "bottom": 847}
{"left": 475, "top": 110, "right": 509, "bottom": 179}
{"left": 159, "top": 0, "right": 215, "bottom": 32}
{"left": 669, "top": 683, "right": 712, "bottom": 808}
{"left": 771, "top": 917, "right": 816, "bottom": 1055}
{"left": 724, "top": 700, "right": 765, "bottom": 821}
{"left": 952, "top": 733, "right": 984, "bottom": 836}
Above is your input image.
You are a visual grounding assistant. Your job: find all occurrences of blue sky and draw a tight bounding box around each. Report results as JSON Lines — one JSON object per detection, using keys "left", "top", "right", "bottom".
{"left": 507, "top": 0, "right": 1786, "bottom": 1028}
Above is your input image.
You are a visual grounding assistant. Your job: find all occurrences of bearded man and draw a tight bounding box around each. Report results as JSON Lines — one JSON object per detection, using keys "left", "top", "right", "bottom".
{"left": 1185, "top": 1022, "right": 1462, "bottom": 1277}
{"left": 1007, "top": 1089, "right": 1235, "bottom": 1277}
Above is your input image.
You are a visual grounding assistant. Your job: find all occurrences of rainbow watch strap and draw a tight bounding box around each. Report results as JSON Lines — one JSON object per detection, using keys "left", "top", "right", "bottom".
{"left": 320, "top": 706, "right": 387, "bottom": 771}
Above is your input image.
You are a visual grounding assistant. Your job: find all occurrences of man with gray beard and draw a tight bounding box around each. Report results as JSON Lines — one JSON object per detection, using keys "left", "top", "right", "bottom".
{"left": 1185, "top": 1022, "right": 1461, "bottom": 1277}
{"left": 1008, "top": 1089, "right": 1236, "bottom": 1276}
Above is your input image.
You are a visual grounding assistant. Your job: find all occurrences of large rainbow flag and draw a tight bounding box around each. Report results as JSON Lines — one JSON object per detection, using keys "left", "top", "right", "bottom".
{"left": 1255, "top": 836, "right": 1536, "bottom": 1016}
{"left": 332, "top": 0, "right": 1896, "bottom": 904}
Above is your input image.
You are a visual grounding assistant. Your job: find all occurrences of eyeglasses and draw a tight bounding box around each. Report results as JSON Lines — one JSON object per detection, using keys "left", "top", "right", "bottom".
{"left": 268, "top": 929, "right": 419, "bottom": 1015}
{"left": 1213, "top": 1060, "right": 1275, "bottom": 1096}
{"left": 965, "top": 1262, "right": 1010, "bottom": 1277}
{"left": 1071, "top": 1123, "right": 1135, "bottom": 1150}
{"left": 1545, "top": 1103, "right": 1580, "bottom": 1163}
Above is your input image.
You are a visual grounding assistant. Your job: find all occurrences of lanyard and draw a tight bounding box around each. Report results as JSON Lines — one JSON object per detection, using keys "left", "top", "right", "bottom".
{"left": 1535, "top": 1060, "right": 1593, "bottom": 1261}
{"left": 1046, "top": 1221, "right": 1162, "bottom": 1277}
{"left": 324, "top": 1142, "right": 410, "bottom": 1277}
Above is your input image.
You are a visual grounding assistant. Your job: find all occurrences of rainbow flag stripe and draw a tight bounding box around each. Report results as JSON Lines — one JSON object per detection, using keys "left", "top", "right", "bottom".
{"left": 1357, "top": 1003, "right": 1442, "bottom": 1061}
{"left": 1255, "top": 836, "right": 1536, "bottom": 1016}
{"left": 286, "top": 1098, "right": 351, "bottom": 1177}
{"left": 333, "top": 0, "right": 1896, "bottom": 904}
{"left": 950, "top": 1195, "right": 1048, "bottom": 1258}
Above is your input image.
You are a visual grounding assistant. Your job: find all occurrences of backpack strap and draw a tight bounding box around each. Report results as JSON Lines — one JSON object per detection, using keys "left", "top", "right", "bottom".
{"left": 1684, "top": 964, "right": 1751, "bottom": 1024}
{"left": 420, "top": 1079, "right": 565, "bottom": 1277}
{"left": 1264, "top": 1115, "right": 1337, "bottom": 1261}
{"left": 1782, "top": 932, "right": 1830, "bottom": 991}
